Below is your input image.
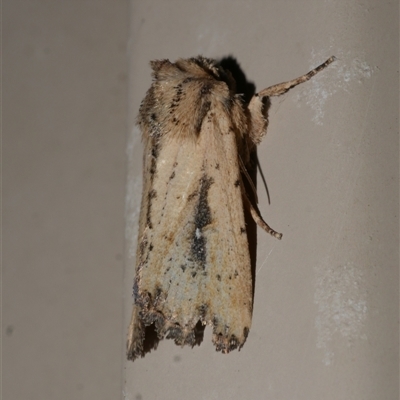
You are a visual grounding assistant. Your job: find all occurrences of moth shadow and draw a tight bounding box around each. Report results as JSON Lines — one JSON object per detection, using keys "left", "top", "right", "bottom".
{"left": 219, "top": 56, "right": 256, "bottom": 104}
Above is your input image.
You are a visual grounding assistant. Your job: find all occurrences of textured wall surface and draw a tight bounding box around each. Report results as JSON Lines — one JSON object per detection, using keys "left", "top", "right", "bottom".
{"left": 124, "top": 1, "right": 398, "bottom": 400}
{"left": 3, "top": 1, "right": 398, "bottom": 400}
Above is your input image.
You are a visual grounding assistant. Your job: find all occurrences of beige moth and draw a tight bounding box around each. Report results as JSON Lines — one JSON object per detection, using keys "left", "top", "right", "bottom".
{"left": 127, "top": 55, "right": 335, "bottom": 361}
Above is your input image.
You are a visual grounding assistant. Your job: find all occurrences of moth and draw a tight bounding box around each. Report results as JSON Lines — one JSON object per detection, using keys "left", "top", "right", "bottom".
{"left": 127, "top": 55, "right": 335, "bottom": 361}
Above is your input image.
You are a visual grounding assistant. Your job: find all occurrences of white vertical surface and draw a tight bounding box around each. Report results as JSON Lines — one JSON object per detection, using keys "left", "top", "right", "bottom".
{"left": 124, "top": 1, "right": 398, "bottom": 399}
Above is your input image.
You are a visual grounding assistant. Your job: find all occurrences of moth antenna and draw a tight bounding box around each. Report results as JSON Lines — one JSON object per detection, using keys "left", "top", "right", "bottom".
{"left": 239, "top": 156, "right": 258, "bottom": 203}
{"left": 255, "top": 152, "right": 271, "bottom": 205}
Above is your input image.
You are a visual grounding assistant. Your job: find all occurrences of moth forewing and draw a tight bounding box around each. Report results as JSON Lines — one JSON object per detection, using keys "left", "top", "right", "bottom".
{"left": 200, "top": 119, "right": 253, "bottom": 350}
{"left": 127, "top": 55, "right": 335, "bottom": 361}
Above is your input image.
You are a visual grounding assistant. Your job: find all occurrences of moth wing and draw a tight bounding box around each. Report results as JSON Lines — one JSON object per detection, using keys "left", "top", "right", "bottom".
{"left": 200, "top": 122, "right": 253, "bottom": 351}
{"left": 132, "top": 115, "right": 252, "bottom": 355}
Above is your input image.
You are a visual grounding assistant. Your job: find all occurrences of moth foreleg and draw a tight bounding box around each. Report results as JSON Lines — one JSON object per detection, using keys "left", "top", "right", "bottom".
{"left": 247, "top": 56, "right": 336, "bottom": 145}
{"left": 256, "top": 56, "right": 336, "bottom": 98}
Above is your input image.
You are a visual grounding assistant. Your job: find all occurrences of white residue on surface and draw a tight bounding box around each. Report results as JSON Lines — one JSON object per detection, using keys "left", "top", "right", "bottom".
{"left": 293, "top": 48, "right": 375, "bottom": 125}
{"left": 314, "top": 260, "right": 367, "bottom": 365}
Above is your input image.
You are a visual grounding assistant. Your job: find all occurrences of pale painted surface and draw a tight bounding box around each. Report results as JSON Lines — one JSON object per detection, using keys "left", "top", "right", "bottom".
{"left": 124, "top": 1, "right": 398, "bottom": 400}
{"left": 3, "top": 1, "right": 397, "bottom": 400}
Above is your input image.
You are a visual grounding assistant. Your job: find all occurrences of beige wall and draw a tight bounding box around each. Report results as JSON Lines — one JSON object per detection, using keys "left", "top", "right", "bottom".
{"left": 124, "top": 1, "right": 398, "bottom": 400}
{"left": 3, "top": 1, "right": 398, "bottom": 400}
{"left": 3, "top": 1, "right": 128, "bottom": 399}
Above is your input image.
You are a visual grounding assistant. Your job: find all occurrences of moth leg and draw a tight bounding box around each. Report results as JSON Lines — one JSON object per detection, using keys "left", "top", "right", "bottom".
{"left": 243, "top": 193, "right": 282, "bottom": 240}
{"left": 248, "top": 56, "right": 335, "bottom": 145}
{"left": 256, "top": 56, "right": 336, "bottom": 98}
